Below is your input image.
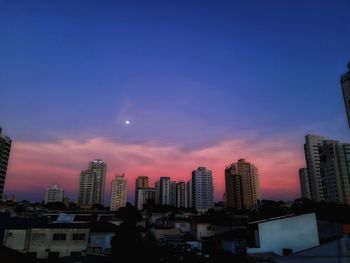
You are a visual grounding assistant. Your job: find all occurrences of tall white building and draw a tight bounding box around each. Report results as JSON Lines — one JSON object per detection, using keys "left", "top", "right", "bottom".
{"left": 88, "top": 160, "right": 106, "bottom": 205}
{"left": 192, "top": 167, "right": 214, "bottom": 210}
{"left": 45, "top": 185, "right": 64, "bottom": 204}
{"left": 304, "top": 134, "right": 326, "bottom": 202}
{"left": 110, "top": 174, "right": 127, "bottom": 211}
{"left": 78, "top": 170, "right": 97, "bottom": 207}
{"left": 155, "top": 177, "right": 171, "bottom": 205}
{"left": 0, "top": 127, "right": 11, "bottom": 200}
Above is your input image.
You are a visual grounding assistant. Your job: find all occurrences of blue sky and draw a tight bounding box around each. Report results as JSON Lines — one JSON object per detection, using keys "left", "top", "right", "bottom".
{"left": 1, "top": 0, "right": 350, "bottom": 202}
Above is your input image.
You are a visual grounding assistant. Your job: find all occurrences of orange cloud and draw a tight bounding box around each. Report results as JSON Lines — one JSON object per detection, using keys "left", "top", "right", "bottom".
{"left": 5, "top": 136, "right": 304, "bottom": 202}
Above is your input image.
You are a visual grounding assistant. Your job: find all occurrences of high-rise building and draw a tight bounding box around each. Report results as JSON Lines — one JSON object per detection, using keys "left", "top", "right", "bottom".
{"left": 78, "top": 170, "right": 97, "bottom": 207}
{"left": 78, "top": 160, "right": 107, "bottom": 207}
{"left": 186, "top": 179, "right": 192, "bottom": 208}
{"left": 192, "top": 167, "right": 214, "bottom": 210}
{"left": 319, "top": 140, "right": 350, "bottom": 204}
{"left": 136, "top": 188, "right": 156, "bottom": 210}
{"left": 45, "top": 185, "right": 64, "bottom": 204}
{"left": 135, "top": 176, "right": 149, "bottom": 207}
{"left": 155, "top": 177, "right": 171, "bottom": 205}
{"left": 224, "top": 159, "right": 260, "bottom": 209}
{"left": 170, "top": 181, "right": 177, "bottom": 207}
{"left": 88, "top": 159, "right": 106, "bottom": 205}
{"left": 299, "top": 168, "right": 311, "bottom": 199}
{"left": 135, "top": 176, "right": 149, "bottom": 188}
{"left": 0, "top": 128, "right": 11, "bottom": 200}
{"left": 304, "top": 134, "right": 326, "bottom": 202}
{"left": 176, "top": 181, "right": 186, "bottom": 208}
{"left": 110, "top": 174, "right": 127, "bottom": 211}
{"left": 302, "top": 135, "right": 350, "bottom": 204}
{"left": 341, "top": 63, "right": 350, "bottom": 128}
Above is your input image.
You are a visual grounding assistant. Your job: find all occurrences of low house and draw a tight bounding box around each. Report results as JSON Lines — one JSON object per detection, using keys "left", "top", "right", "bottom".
{"left": 247, "top": 213, "right": 319, "bottom": 256}
{"left": 3, "top": 223, "right": 90, "bottom": 259}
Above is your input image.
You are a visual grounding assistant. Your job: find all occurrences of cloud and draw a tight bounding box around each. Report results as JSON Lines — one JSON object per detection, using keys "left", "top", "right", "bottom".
{"left": 5, "top": 135, "right": 304, "bottom": 203}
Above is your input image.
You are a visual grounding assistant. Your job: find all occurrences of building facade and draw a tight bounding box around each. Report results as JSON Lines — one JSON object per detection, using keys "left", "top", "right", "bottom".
{"left": 78, "top": 170, "right": 97, "bottom": 207}
{"left": 299, "top": 168, "right": 311, "bottom": 199}
{"left": 192, "top": 167, "right": 214, "bottom": 210}
{"left": 45, "top": 185, "right": 64, "bottom": 204}
{"left": 88, "top": 160, "right": 106, "bottom": 205}
{"left": 176, "top": 181, "right": 186, "bottom": 208}
{"left": 302, "top": 135, "right": 350, "bottom": 204}
{"left": 224, "top": 159, "right": 260, "bottom": 209}
{"left": 135, "top": 187, "right": 156, "bottom": 210}
{"left": 341, "top": 63, "right": 350, "bottom": 128}
{"left": 155, "top": 177, "right": 171, "bottom": 205}
{"left": 304, "top": 134, "right": 326, "bottom": 202}
{"left": 135, "top": 176, "right": 149, "bottom": 207}
{"left": 0, "top": 127, "right": 11, "bottom": 200}
{"left": 109, "top": 174, "right": 127, "bottom": 211}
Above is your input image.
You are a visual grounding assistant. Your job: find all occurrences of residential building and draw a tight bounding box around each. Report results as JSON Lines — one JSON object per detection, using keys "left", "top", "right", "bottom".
{"left": 304, "top": 134, "right": 326, "bottom": 202}
{"left": 186, "top": 179, "right": 192, "bottom": 208}
{"left": 341, "top": 63, "right": 350, "bottom": 128}
{"left": 44, "top": 185, "right": 64, "bottom": 204}
{"left": 109, "top": 174, "right": 127, "bottom": 211}
{"left": 192, "top": 167, "right": 214, "bottom": 210}
{"left": 225, "top": 159, "right": 260, "bottom": 209}
{"left": 247, "top": 213, "right": 319, "bottom": 256}
{"left": 88, "top": 160, "right": 106, "bottom": 205}
{"left": 319, "top": 140, "right": 350, "bottom": 204}
{"left": 3, "top": 224, "right": 90, "bottom": 259}
{"left": 135, "top": 188, "right": 156, "bottom": 210}
{"left": 176, "top": 181, "right": 186, "bottom": 208}
{"left": 299, "top": 168, "right": 311, "bottom": 199}
{"left": 0, "top": 128, "right": 11, "bottom": 200}
{"left": 78, "top": 170, "right": 97, "bottom": 207}
{"left": 170, "top": 181, "right": 177, "bottom": 207}
{"left": 135, "top": 176, "right": 149, "bottom": 207}
{"left": 303, "top": 135, "right": 350, "bottom": 204}
{"left": 78, "top": 160, "right": 106, "bottom": 207}
{"left": 155, "top": 177, "right": 171, "bottom": 205}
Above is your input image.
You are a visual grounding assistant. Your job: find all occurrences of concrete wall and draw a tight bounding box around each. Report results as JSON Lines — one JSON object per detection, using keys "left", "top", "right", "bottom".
{"left": 3, "top": 229, "right": 28, "bottom": 252}
{"left": 248, "top": 213, "right": 319, "bottom": 256}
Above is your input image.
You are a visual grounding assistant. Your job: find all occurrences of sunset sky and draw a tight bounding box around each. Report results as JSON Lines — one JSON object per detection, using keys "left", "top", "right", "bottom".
{"left": 1, "top": 0, "right": 350, "bottom": 204}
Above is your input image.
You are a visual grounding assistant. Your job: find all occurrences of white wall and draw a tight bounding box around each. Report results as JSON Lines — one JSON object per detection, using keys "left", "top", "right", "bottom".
{"left": 3, "top": 229, "right": 28, "bottom": 251}
{"left": 248, "top": 213, "right": 319, "bottom": 256}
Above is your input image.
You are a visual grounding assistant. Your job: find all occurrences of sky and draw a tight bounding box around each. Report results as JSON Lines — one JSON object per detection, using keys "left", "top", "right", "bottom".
{"left": 1, "top": 0, "right": 350, "bottom": 204}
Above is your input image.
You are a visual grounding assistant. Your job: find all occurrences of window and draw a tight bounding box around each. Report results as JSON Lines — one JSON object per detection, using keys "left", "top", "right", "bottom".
{"left": 72, "top": 233, "right": 86, "bottom": 240}
{"left": 53, "top": 233, "right": 66, "bottom": 241}
{"left": 32, "top": 233, "right": 46, "bottom": 241}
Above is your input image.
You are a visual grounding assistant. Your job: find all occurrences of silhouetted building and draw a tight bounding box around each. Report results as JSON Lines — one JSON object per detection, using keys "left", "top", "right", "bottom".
{"left": 136, "top": 187, "right": 156, "bottom": 210}
{"left": 0, "top": 127, "right": 11, "bottom": 200}
{"left": 176, "top": 181, "right": 186, "bottom": 208}
{"left": 341, "top": 63, "right": 350, "bottom": 128}
{"left": 225, "top": 159, "right": 260, "bottom": 209}
{"left": 110, "top": 174, "right": 127, "bottom": 211}
{"left": 192, "top": 167, "right": 214, "bottom": 210}
{"left": 78, "top": 170, "right": 97, "bottom": 207}
{"left": 155, "top": 177, "right": 171, "bottom": 205}
{"left": 299, "top": 168, "right": 311, "bottom": 199}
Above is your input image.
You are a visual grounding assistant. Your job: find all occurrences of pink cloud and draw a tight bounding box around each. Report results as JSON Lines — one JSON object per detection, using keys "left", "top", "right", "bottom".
{"left": 4, "top": 136, "right": 304, "bottom": 203}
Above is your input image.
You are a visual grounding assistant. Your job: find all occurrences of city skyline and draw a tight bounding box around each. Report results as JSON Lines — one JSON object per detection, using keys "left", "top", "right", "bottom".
{"left": 1, "top": 1, "right": 350, "bottom": 203}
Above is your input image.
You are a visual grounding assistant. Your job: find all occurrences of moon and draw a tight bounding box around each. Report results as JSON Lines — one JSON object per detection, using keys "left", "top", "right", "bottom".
{"left": 125, "top": 120, "right": 130, "bottom": 125}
